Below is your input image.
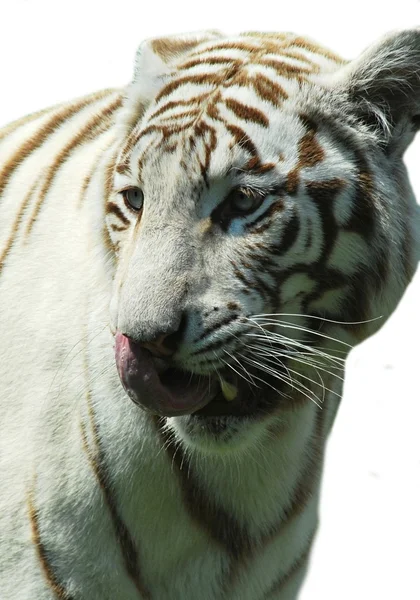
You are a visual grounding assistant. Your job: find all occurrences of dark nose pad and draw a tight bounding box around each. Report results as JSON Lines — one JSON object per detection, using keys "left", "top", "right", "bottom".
{"left": 134, "top": 314, "right": 187, "bottom": 358}
{"left": 141, "top": 333, "right": 177, "bottom": 358}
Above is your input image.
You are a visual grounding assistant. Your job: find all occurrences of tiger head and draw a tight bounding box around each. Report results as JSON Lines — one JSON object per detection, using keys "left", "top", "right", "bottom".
{"left": 107, "top": 30, "right": 420, "bottom": 454}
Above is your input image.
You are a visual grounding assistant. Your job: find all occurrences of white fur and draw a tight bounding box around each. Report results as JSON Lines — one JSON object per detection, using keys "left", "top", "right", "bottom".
{"left": 0, "top": 30, "right": 419, "bottom": 600}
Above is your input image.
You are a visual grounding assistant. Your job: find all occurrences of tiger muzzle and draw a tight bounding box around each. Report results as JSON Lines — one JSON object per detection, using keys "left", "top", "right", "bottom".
{"left": 114, "top": 332, "right": 267, "bottom": 418}
{"left": 114, "top": 332, "right": 218, "bottom": 416}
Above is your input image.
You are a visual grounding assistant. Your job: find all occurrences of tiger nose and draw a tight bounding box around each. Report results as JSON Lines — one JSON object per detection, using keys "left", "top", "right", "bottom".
{"left": 140, "top": 332, "right": 178, "bottom": 358}
{"left": 123, "top": 316, "right": 186, "bottom": 358}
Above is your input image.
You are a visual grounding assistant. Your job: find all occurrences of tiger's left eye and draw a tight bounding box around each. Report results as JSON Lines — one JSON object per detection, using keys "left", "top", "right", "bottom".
{"left": 121, "top": 187, "right": 144, "bottom": 212}
{"left": 226, "top": 187, "right": 264, "bottom": 215}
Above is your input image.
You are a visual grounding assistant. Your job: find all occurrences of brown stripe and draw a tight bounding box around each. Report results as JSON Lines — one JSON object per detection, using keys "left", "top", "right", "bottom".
{"left": 260, "top": 57, "right": 313, "bottom": 77}
{"left": 103, "top": 223, "right": 117, "bottom": 256}
{"left": 223, "top": 61, "right": 242, "bottom": 81}
{"left": 263, "top": 529, "right": 316, "bottom": 598}
{"left": 151, "top": 36, "right": 213, "bottom": 62}
{"left": 27, "top": 485, "right": 74, "bottom": 600}
{"left": 226, "top": 124, "right": 260, "bottom": 161}
{"left": 148, "top": 94, "right": 211, "bottom": 121}
{"left": 119, "top": 124, "right": 143, "bottom": 164}
{"left": 279, "top": 49, "right": 318, "bottom": 66}
{"left": 155, "top": 73, "right": 221, "bottom": 103}
{"left": 104, "top": 150, "right": 125, "bottom": 257}
{"left": 116, "top": 160, "right": 130, "bottom": 175}
{"left": 285, "top": 118, "right": 325, "bottom": 195}
{"left": 23, "top": 95, "right": 122, "bottom": 238}
{"left": 139, "top": 121, "right": 196, "bottom": 140}
{"left": 0, "top": 89, "right": 116, "bottom": 200}
{"left": 77, "top": 138, "right": 116, "bottom": 209}
{"left": 179, "top": 57, "right": 241, "bottom": 71}
{"left": 103, "top": 150, "right": 119, "bottom": 203}
{"left": 106, "top": 202, "right": 130, "bottom": 225}
{"left": 244, "top": 156, "right": 260, "bottom": 171}
{"left": 291, "top": 37, "right": 346, "bottom": 64}
{"left": 248, "top": 73, "right": 288, "bottom": 107}
{"left": 242, "top": 32, "right": 340, "bottom": 64}
{"left": 191, "top": 41, "right": 262, "bottom": 56}
{"left": 0, "top": 178, "right": 39, "bottom": 277}
{"left": 192, "top": 120, "right": 218, "bottom": 182}
{"left": 224, "top": 98, "right": 269, "bottom": 128}
{"left": 156, "top": 123, "right": 198, "bottom": 146}
{"left": 154, "top": 417, "right": 253, "bottom": 560}
{"left": 244, "top": 157, "right": 276, "bottom": 174}
{"left": 0, "top": 105, "right": 54, "bottom": 145}
{"left": 157, "top": 109, "right": 198, "bottom": 124}
{"left": 78, "top": 160, "right": 99, "bottom": 209}
{"left": 298, "top": 119, "right": 325, "bottom": 168}
{"left": 206, "top": 99, "right": 223, "bottom": 122}
{"left": 110, "top": 223, "right": 129, "bottom": 232}
{"left": 80, "top": 399, "right": 150, "bottom": 598}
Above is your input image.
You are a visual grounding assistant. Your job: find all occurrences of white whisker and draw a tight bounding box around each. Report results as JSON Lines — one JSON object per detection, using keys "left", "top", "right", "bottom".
{"left": 250, "top": 312, "right": 383, "bottom": 326}
{"left": 245, "top": 317, "right": 354, "bottom": 349}
{"left": 221, "top": 350, "right": 259, "bottom": 387}
{"left": 248, "top": 342, "right": 345, "bottom": 383}
{"left": 240, "top": 354, "right": 322, "bottom": 409}
{"left": 244, "top": 332, "right": 346, "bottom": 367}
{"left": 247, "top": 347, "right": 341, "bottom": 398}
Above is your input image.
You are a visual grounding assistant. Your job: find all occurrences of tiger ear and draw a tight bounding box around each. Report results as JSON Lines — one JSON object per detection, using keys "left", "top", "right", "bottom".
{"left": 334, "top": 29, "right": 420, "bottom": 154}
{"left": 119, "top": 31, "right": 223, "bottom": 132}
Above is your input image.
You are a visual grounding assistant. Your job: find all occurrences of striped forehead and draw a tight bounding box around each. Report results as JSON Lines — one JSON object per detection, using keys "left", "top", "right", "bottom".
{"left": 147, "top": 34, "right": 342, "bottom": 113}
{"left": 118, "top": 34, "right": 344, "bottom": 178}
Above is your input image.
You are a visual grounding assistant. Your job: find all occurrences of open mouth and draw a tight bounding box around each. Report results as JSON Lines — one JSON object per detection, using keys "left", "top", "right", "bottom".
{"left": 114, "top": 332, "right": 271, "bottom": 418}
{"left": 160, "top": 367, "right": 259, "bottom": 417}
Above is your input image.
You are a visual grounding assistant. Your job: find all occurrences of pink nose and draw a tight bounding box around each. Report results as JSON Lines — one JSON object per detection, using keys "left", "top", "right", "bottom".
{"left": 114, "top": 331, "right": 210, "bottom": 416}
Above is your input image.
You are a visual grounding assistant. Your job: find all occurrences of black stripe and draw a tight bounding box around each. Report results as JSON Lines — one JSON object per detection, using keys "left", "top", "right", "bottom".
{"left": 27, "top": 485, "right": 74, "bottom": 600}
{"left": 80, "top": 413, "right": 151, "bottom": 598}
{"left": 262, "top": 529, "right": 316, "bottom": 598}
{"left": 193, "top": 314, "right": 239, "bottom": 343}
{"left": 267, "top": 210, "right": 300, "bottom": 255}
{"left": 154, "top": 417, "right": 253, "bottom": 560}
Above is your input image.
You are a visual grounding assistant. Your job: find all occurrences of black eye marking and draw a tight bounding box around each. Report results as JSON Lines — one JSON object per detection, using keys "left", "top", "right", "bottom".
{"left": 211, "top": 187, "right": 267, "bottom": 230}
{"left": 226, "top": 187, "right": 265, "bottom": 215}
{"left": 120, "top": 187, "right": 144, "bottom": 212}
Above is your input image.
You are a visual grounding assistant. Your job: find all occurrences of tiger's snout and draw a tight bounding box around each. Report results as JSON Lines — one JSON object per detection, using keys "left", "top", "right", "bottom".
{"left": 114, "top": 331, "right": 215, "bottom": 416}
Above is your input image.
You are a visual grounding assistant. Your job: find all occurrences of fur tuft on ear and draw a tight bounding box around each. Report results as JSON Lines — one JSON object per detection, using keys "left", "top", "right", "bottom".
{"left": 334, "top": 29, "right": 420, "bottom": 153}
{"left": 118, "top": 31, "right": 223, "bottom": 133}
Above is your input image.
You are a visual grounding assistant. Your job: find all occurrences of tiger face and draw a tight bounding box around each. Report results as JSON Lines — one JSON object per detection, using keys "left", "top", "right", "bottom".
{"left": 108, "top": 31, "right": 419, "bottom": 453}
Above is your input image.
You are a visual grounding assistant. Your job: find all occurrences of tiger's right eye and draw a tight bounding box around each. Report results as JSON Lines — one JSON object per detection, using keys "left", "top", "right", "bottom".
{"left": 121, "top": 187, "right": 144, "bottom": 212}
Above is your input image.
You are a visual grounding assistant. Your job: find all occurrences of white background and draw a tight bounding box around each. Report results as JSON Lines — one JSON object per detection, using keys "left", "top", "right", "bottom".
{"left": 1, "top": 1, "right": 419, "bottom": 598}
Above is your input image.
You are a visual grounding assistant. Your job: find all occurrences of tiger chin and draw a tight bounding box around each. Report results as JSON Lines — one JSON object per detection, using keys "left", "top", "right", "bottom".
{"left": 1, "top": 28, "right": 419, "bottom": 600}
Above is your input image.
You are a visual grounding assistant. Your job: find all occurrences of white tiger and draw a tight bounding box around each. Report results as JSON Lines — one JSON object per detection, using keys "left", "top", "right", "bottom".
{"left": 0, "top": 29, "right": 419, "bottom": 600}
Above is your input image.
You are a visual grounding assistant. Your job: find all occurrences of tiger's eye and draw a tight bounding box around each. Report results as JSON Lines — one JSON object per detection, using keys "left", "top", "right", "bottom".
{"left": 122, "top": 187, "right": 144, "bottom": 211}
{"left": 227, "top": 187, "right": 264, "bottom": 215}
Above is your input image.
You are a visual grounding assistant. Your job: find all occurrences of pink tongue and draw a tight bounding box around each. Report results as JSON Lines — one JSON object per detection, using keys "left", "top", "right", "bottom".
{"left": 114, "top": 332, "right": 211, "bottom": 417}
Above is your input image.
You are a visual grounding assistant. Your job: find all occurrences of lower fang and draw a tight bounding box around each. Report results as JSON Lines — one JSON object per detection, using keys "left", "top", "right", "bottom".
{"left": 220, "top": 378, "right": 238, "bottom": 401}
